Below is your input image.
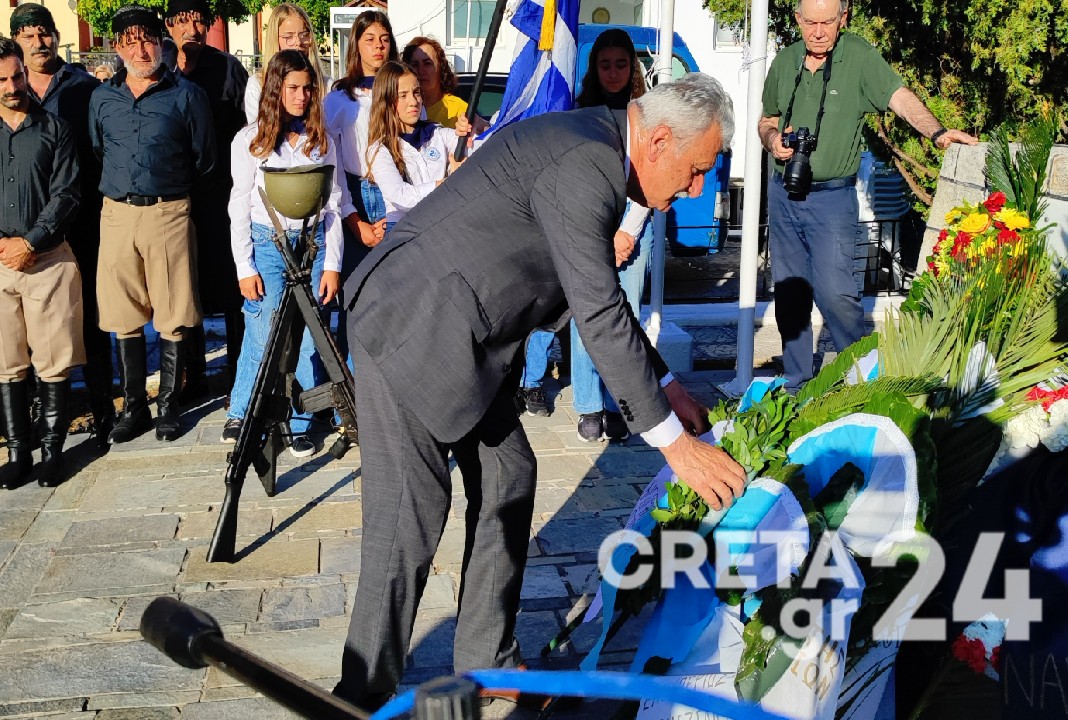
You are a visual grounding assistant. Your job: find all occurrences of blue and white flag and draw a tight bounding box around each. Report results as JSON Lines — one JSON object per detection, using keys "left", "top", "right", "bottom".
{"left": 481, "top": 0, "right": 579, "bottom": 137}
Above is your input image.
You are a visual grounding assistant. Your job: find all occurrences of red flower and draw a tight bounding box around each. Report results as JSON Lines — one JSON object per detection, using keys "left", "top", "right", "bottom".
{"left": 997, "top": 228, "right": 1019, "bottom": 245}
{"left": 938, "top": 228, "right": 949, "bottom": 243}
{"left": 1026, "top": 385, "right": 1068, "bottom": 412}
{"left": 951, "top": 231, "right": 973, "bottom": 260}
{"left": 984, "top": 192, "right": 1008, "bottom": 214}
{"left": 952, "top": 635, "right": 988, "bottom": 675}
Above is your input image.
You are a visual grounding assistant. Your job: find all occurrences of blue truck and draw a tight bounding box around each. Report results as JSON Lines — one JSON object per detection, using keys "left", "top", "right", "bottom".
{"left": 456, "top": 23, "right": 731, "bottom": 255}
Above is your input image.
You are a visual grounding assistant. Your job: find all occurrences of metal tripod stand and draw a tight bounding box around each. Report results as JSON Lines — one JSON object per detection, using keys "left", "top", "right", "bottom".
{"left": 207, "top": 183, "right": 358, "bottom": 563}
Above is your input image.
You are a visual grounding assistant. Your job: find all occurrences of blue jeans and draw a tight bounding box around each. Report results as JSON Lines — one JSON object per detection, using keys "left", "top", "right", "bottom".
{"left": 768, "top": 175, "right": 865, "bottom": 387}
{"left": 335, "top": 175, "right": 386, "bottom": 361}
{"left": 570, "top": 213, "right": 654, "bottom": 415}
{"left": 521, "top": 330, "right": 555, "bottom": 389}
{"left": 228, "top": 222, "right": 327, "bottom": 434}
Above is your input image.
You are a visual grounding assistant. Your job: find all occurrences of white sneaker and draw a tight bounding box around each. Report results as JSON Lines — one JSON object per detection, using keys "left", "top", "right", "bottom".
{"left": 289, "top": 435, "right": 315, "bottom": 458}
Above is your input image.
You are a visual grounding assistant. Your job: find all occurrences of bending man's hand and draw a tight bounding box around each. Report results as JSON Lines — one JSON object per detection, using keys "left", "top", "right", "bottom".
{"left": 663, "top": 379, "right": 711, "bottom": 436}
{"left": 661, "top": 432, "right": 746, "bottom": 511}
{"left": 613, "top": 230, "right": 635, "bottom": 267}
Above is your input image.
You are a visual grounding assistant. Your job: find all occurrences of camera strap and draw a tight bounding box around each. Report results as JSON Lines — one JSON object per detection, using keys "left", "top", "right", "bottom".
{"left": 782, "top": 46, "right": 834, "bottom": 141}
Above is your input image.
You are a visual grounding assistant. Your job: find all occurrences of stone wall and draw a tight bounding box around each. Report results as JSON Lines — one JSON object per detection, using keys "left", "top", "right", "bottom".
{"left": 921, "top": 144, "right": 1068, "bottom": 261}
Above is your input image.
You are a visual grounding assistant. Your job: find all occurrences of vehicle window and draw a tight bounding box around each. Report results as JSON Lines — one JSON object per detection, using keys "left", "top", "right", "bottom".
{"left": 474, "top": 90, "right": 504, "bottom": 119}
{"left": 636, "top": 52, "right": 690, "bottom": 85}
{"left": 453, "top": 79, "right": 506, "bottom": 121}
{"left": 452, "top": 0, "right": 494, "bottom": 40}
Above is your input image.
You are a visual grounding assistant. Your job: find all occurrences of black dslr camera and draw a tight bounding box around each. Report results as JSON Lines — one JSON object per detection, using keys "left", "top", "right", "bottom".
{"left": 781, "top": 127, "right": 818, "bottom": 195}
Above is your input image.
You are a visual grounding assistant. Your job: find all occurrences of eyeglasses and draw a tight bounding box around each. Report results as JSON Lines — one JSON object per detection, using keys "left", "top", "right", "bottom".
{"left": 279, "top": 31, "right": 312, "bottom": 43}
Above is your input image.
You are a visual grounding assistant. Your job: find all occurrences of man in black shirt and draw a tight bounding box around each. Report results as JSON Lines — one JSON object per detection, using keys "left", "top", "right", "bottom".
{"left": 89, "top": 4, "right": 214, "bottom": 445}
{"left": 11, "top": 3, "right": 115, "bottom": 447}
{"left": 163, "top": 0, "right": 248, "bottom": 400}
{"left": 0, "top": 38, "right": 84, "bottom": 489}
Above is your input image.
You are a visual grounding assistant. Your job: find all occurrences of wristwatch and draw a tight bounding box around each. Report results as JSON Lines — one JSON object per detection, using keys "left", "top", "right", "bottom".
{"left": 930, "top": 128, "right": 949, "bottom": 145}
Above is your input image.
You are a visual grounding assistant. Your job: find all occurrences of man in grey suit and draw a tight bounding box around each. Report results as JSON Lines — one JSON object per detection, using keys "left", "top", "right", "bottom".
{"left": 335, "top": 73, "right": 745, "bottom": 708}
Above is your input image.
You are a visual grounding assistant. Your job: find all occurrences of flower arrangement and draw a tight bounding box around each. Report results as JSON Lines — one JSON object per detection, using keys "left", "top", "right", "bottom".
{"left": 927, "top": 191, "right": 1031, "bottom": 278}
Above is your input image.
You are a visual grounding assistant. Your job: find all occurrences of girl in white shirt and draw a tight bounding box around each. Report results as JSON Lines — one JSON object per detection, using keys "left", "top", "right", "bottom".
{"left": 244, "top": 3, "right": 330, "bottom": 124}
{"left": 224, "top": 49, "right": 343, "bottom": 455}
{"left": 365, "top": 61, "right": 470, "bottom": 228}
{"left": 324, "top": 10, "right": 396, "bottom": 354}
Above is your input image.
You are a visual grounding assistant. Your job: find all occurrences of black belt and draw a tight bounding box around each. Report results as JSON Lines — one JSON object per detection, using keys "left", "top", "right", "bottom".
{"left": 773, "top": 172, "right": 857, "bottom": 192}
{"left": 114, "top": 193, "right": 187, "bottom": 207}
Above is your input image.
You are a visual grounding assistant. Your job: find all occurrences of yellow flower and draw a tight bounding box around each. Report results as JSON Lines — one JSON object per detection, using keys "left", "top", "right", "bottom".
{"left": 995, "top": 208, "right": 1031, "bottom": 231}
{"left": 979, "top": 237, "right": 997, "bottom": 256}
{"left": 945, "top": 207, "right": 966, "bottom": 226}
{"left": 959, "top": 212, "right": 991, "bottom": 234}
{"left": 934, "top": 257, "right": 950, "bottom": 276}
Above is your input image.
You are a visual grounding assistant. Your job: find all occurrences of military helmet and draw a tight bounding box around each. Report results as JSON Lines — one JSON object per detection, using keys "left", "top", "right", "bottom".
{"left": 262, "top": 164, "right": 335, "bottom": 220}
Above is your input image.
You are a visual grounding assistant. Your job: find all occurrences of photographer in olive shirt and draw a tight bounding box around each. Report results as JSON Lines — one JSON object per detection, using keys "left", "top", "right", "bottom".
{"left": 759, "top": 0, "right": 976, "bottom": 388}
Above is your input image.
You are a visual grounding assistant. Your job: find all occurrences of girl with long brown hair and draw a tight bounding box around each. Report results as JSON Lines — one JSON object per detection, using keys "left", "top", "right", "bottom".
{"left": 323, "top": 10, "right": 396, "bottom": 359}
{"left": 225, "top": 49, "right": 344, "bottom": 454}
{"left": 570, "top": 28, "right": 655, "bottom": 442}
{"left": 365, "top": 61, "right": 469, "bottom": 228}
{"left": 518, "top": 29, "right": 654, "bottom": 434}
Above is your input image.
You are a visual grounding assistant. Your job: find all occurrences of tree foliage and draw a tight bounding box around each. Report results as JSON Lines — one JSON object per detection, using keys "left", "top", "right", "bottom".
{"left": 704, "top": 0, "right": 1068, "bottom": 212}
{"left": 78, "top": 0, "right": 263, "bottom": 37}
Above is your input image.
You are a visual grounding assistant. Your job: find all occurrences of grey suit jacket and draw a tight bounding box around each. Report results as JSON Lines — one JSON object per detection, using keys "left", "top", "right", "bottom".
{"left": 344, "top": 106, "right": 672, "bottom": 443}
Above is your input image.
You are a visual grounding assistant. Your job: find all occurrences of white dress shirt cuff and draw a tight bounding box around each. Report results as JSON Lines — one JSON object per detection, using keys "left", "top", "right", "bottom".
{"left": 640, "top": 412, "right": 685, "bottom": 448}
{"left": 660, "top": 372, "right": 675, "bottom": 388}
{"left": 235, "top": 261, "right": 257, "bottom": 281}
{"left": 341, "top": 201, "right": 357, "bottom": 219}
{"left": 619, "top": 204, "right": 651, "bottom": 237}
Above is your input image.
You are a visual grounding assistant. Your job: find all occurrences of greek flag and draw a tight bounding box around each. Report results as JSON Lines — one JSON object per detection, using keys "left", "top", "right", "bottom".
{"left": 482, "top": 0, "right": 579, "bottom": 136}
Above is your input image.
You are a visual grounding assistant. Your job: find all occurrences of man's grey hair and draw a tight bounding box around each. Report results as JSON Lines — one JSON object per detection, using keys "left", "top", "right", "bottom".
{"left": 794, "top": 0, "right": 848, "bottom": 15}
{"left": 632, "top": 72, "right": 735, "bottom": 151}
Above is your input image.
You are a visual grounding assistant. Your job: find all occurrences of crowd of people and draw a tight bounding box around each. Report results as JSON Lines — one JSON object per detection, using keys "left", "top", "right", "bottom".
{"left": 0, "top": 2, "right": 656, "bottom": 491}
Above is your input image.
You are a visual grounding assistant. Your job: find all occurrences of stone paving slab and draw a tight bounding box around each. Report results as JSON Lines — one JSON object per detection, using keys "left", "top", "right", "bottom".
{"left": 0, "top": 373, "right": 728, "bottom": 717}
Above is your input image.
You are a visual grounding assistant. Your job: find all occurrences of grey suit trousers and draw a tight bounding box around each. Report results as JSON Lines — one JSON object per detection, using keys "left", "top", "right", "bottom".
{"left": 337, "top": 340, "right": 537, "bottom": 707}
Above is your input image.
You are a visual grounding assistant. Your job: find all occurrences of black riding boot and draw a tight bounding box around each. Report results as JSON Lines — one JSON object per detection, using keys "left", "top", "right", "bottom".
{"left": 37, "top": 380, "right": 70, "bottom": 487}
{"left": 0, "top": 381, "right": 33, "bottom": 489}
{"left": 156, "top": 338, "right": 184, "bottom": 441}
{"left": 84, "top": 330, "right": 115, "bottom": 448}
{"left": 109, "top": 335, "right": 152, "bottom": 444}
{"left": 179, "top": 323, "right": 208, "bottom": 404}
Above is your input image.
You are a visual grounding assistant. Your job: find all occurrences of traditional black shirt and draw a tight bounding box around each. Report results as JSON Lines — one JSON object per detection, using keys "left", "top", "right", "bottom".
{"left": 28, "top": 60, "right": 102, "bottom": 224}
{"left": 0, "top": 99, "right": 80, "bottom": 252}
{"left": 170, "top": 45, "right": 248, "bottom": 193}
{"left": 88, "top": 66, "right": 215, "bottom": 199}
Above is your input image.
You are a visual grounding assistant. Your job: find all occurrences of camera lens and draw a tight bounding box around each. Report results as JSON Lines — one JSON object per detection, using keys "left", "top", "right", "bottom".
{"left": 782, "top": 154, "right": 812, "bottom": 195}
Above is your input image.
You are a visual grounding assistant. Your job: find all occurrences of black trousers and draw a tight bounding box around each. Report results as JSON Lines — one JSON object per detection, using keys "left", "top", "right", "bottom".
{"left": 337, "top": 340, "right": 537, "bottom": 707}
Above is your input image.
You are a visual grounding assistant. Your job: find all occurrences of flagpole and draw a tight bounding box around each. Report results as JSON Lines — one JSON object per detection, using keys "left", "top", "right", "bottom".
{"left": 646, "top": 0, "right": 675, "bottom": 348}
{"left": 455, "top": 0, "right": 510, "bottom": 161}
{"left": 720, "top": 0, "right": 769, "bottom": 397}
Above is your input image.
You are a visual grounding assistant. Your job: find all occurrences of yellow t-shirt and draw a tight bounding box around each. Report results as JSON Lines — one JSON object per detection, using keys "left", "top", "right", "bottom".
{"left": 425, "top": 93, "right": 469, "bottom": 129}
